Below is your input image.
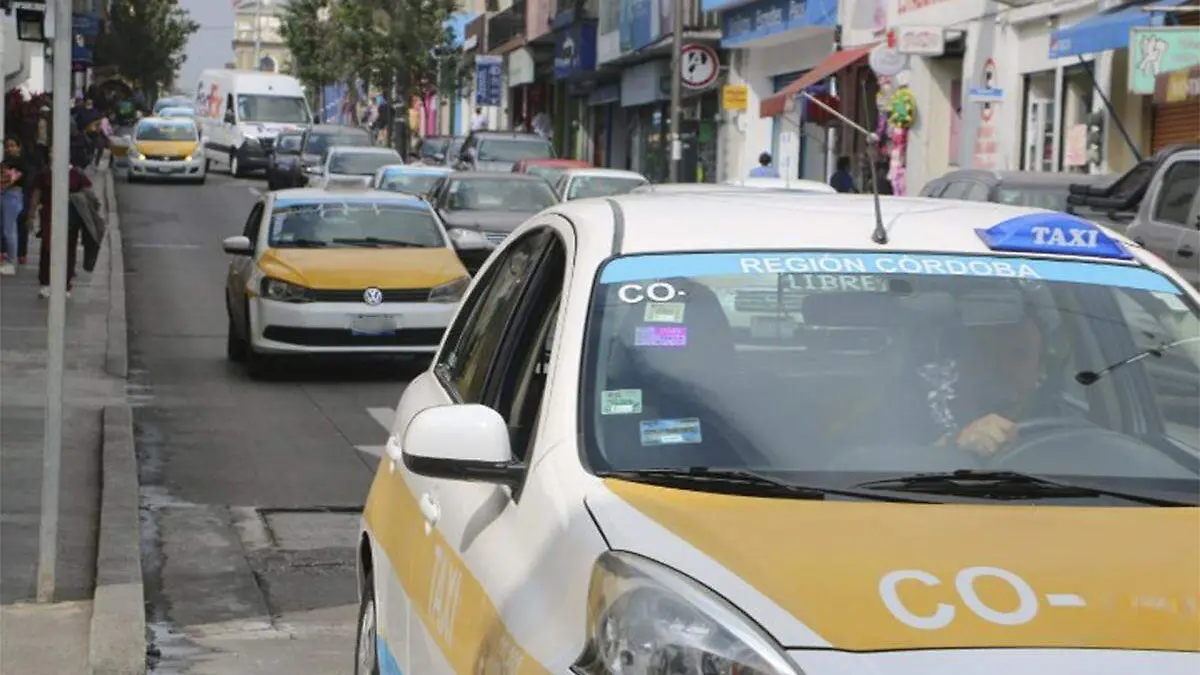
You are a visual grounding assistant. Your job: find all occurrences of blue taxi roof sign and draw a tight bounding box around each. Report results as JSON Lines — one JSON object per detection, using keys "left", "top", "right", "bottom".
{"left": 975, "top": 214, "right": 1132, "bottom": 260}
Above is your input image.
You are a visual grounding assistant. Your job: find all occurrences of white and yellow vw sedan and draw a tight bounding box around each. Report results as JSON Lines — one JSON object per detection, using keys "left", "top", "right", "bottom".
{"left": 126, "top": 115, "right": 206, "bottom": 183}
{"left": 356, "top": 192, "right": 1200, "bottom": 675}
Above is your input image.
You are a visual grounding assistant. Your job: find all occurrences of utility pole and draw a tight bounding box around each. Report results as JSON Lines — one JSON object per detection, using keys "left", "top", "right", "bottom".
{"left": 667, "top": 0, "right": 683, "bottom": 182}
{"left": 252, "top": 0, "right": 263, "bottom": 68}
{"left": 38, "top": 0, "right": 72, "bottom": 604}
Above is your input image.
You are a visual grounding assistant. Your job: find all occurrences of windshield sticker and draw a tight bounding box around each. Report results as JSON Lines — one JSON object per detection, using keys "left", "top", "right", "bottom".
{"left": 618, "top": 281, "right": 683, "bottom": 304}
{"left": 787, "top": 274, "right": 888, "bottom": 293}
{"left": 599, "top": 252, "right": 1177, "bottom": 294}
{"left": 644, "top": 302, "right": 686, "bottom": 323}
{"left": 635, "top": 326, "right": 687, "bottom": 347}
{"left": 601, "top": 389, "right": 643, "bottom": 415}
{"left": 639, "top": 418, "right": 702, "bottom": 446}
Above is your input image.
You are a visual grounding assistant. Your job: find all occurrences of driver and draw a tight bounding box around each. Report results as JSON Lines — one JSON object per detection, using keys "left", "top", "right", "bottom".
{"left": 941, "top": 317, "right": 1046, "bottom": 457}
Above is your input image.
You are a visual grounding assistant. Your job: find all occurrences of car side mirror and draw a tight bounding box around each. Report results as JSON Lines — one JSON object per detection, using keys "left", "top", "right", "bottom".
{"left": 396, "top": 404, "right": 523, "bottom": 488}
{"left": 222, "top": 235, "right": 253, "bottom": 256}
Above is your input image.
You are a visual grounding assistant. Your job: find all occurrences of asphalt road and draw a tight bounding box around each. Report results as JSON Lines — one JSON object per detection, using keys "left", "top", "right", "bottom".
{"left": 118, "top": 169, "right": 415, "bottom": 673}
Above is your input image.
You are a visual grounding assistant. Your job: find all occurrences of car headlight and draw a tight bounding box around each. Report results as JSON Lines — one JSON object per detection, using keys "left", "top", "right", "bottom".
{"left": 129, "top": 148, "right": 145, "bottom": 160}
{"left": 304, "top": 165, "right": 323, "bottom": 174}
{"left": 575, "top": 552, "right": 802, "bottom": 675}
{"left": 428, "top": 275, "right": 470, "bottom": 303}
{"left": 191, "top": 146, "right": 204, "bottom": 159}
{"left": 260, "top": 277, "right": 312, "bottom": 303}
{"left": 446, "top": 227, "right": 491, "bottom": 250}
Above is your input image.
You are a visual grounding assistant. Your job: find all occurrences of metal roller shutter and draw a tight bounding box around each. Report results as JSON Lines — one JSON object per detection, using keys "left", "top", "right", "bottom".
{"left": 1152, "top": 101, "right": 1200, "bottom": 153}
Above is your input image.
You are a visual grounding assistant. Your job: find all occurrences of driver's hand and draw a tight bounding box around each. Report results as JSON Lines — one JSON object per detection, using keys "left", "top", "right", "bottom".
{"left": 955, "top": 414, "right": 1018, "bottom": 457}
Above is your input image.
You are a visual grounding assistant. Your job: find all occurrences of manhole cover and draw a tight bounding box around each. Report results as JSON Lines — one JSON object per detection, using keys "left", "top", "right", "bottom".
{"left": 264, "top": 512, "right": 360, "bottom": 551}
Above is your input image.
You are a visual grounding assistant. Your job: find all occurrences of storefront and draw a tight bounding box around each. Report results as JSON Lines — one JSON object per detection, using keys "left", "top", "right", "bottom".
{"left": 620, "top": 59, "right": 672, "bottom": 180}
{"left": 554, "top": 22, "right": 599, "bottom": 160}
{"left": 1152, "top": 66, "right": 1200, "bottom": 152}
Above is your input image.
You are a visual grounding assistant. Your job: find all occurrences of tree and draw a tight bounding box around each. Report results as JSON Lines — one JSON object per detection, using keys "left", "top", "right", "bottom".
{"left": 94, "top": 0, "right": 199, "bottom": 101}
{"left": 280, "top": 0, "right": 342, "bottom": 97}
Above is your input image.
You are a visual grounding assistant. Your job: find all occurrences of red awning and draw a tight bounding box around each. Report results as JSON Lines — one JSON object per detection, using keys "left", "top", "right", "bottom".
{"left": 759, "top": 44, "right": 878, "bottom": 118}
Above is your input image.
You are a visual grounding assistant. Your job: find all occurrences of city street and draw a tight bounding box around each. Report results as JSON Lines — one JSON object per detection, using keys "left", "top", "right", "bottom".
{"left": 118, "top": 171, "right": 415, "bottom": 673}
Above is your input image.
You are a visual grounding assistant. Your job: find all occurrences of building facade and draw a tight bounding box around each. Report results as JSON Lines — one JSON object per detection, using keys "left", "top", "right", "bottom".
{"left": 232, "top": 0, "right": 292, "bottom": 74}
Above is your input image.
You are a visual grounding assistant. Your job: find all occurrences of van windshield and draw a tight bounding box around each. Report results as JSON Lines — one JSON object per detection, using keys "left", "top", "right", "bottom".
{"left": 236, "top": 94, "right": 309, "bottom": 124}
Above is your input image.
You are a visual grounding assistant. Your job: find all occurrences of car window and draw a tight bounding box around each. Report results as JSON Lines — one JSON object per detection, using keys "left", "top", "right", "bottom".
{"left": 995, "top": 186, "right": 1070, "bottom": 211}
{"left": 528, "top": 165, "right": 567, "bottom": 184}
{"left": 306, "top": 131, "right": 371, "bottom": 156}
{"left": 477, "top": 138, "right": 555, "bottom": 163}
{"left": 243, "top": 202, "right": 264, "bottom": 243}
{"left": 1153, "top": 160, "right": 1200, "bottom": 226}
{"left": 939, "top": 181, "right": 970, "bottom": 200}
{"left": 567, "top": 175, "right": 648, "bottom": 200}
{"left": 236, "top": 94, "right": 309, "bottom": 124}
{"left": 379, "top": 171, "right": 446, "bottom": 196}
{"left": 581, "top": 250, "right": 1199, "bottom": 502}
{"left": 921, "top": 181, "right": 946, "bottom": 198}
{"left": 135, "top": 120, "right": 199, "bottom": 141}
{"left": 420, "top": 138, "right": 449, "bottom": 158}
{"left": 267, "top": 199, "right": 445, "bottom": 248}
{"left": 963, "top": 181, "right": 991, "bottom": 202}
{"left": 445, "top": 178, "right": 558, "bottom": 212}
{"left": 330, "top": 151, "right": 403, "bottom": 175}
{"left": 437, "top": 231, "right": 551, "bottom": 403}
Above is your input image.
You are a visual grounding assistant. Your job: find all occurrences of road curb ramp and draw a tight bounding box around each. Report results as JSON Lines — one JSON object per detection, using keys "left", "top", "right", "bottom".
{"left": 88, "top": 167, "right": 146, "bottom": 675}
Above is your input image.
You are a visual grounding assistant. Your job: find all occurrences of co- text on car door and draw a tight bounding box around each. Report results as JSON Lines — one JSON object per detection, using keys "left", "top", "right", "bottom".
{"left": 1130, "top": 155, "right": 1200, "bottom": 287}
{"left": 226, "top": 201, "right": 265, "bottom": 335}
{"left": 380, "top": 226, "right": 568, "bottom": 674}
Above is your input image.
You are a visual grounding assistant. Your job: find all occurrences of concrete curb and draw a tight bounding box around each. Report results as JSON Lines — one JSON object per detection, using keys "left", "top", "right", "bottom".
{"left": 88, "top": 168, "right": 146, "bottom": 675}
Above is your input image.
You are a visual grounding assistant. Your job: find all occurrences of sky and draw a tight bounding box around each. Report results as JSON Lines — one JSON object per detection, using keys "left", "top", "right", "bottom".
{"left": 177, "top": 0, "right": 236, "bottom": 92}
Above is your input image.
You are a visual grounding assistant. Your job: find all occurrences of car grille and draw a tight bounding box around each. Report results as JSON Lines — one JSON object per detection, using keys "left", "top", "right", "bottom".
{"left": 259, "top": 137, "right": 275, "bottom": 153}
{"left": 734, "top": 289, "right": 805, "bottom": 313}
{"left": 308, "top": 288, "right": 432, "bottom": 303}
{"left": 263, "top": 326, "right": 444, "bottom": 348}
{"left": 482, "top": 231, "right": 508, "bottom": 246}
{"left": 145, "top": 154, "right": 187, "bottom": 161}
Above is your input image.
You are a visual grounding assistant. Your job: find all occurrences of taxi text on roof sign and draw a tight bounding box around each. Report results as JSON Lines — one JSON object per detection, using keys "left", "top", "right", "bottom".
{"left": 975, "top": 214, "right": 1133, "bottom": 260}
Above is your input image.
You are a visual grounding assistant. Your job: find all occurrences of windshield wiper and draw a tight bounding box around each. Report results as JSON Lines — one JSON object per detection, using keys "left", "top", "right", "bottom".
{"left": 856, "top": 470, "right": 1188, "bottom": 506}
{"left": 331, "top": 237, "right": 425, "bottom": 248}
{"left": 600, "top": 467, "right": 930, "bottom": 503}
{"left": 1076, "top": 336, "right": 1200, "bottom": 385}
{"left": 275, "top": 239, "right": 327, "bottom": 248}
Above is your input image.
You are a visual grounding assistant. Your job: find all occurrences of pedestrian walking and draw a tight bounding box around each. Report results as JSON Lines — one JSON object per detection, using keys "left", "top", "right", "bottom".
{"left": 829, "top": 156, "right": 858, "bottom": 193}
{"left": 472, "top": 106, "right": 488, "bottom": 131}
{"left": 0, "top": 155, "right": 22, "bottom": 275}
{"left": 29, "top": 147, "right": 93, "bottom": 298}
{"left": 93, "top": 110, "right": 113, "bottom": 167}
{"left": 749, "top": 152, "right": 780, "bottom": 178}
{"left": 5, "top": 136, "right": 39, "bottom": 266}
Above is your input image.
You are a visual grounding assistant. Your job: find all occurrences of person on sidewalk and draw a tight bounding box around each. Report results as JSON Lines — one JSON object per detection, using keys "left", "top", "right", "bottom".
{"left": 93, "top": 110, "right": 113, "bottom": 168}
{"left": 829, "top": 156, "right": 858, "bottom": 193}
{"left": 749, "top": 152, "right": 780, "bottom": 178}
{"left": 6, "top": 136, "right": 42, "bottom": 266}
{"left": 0, "top": 153, "right": 22, "bottom": 275}
{"left": 30, "top": 148, "right": 93, "bottom": 298}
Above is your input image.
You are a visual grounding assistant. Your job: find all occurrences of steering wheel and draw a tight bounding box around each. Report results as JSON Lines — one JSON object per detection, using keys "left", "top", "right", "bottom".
{"left": 986, "top": 417, "right": 1098, "bottom": 468}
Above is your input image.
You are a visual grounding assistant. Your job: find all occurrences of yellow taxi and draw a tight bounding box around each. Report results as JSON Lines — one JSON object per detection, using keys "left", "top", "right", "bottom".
{"left": 125, "top": 115, "right": 206, "bottom": 183}
{"left": 221, "top": 186, "right": 469, "bottom": 378}
{"left": 355, "top": 191, "right": 1200, "bottom": 674}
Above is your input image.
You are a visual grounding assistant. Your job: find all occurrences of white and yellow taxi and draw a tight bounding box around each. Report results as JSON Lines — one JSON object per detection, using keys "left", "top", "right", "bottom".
{"left": 125, "top": 115, "right": 206, "bottom": 183}
{"left": 222, "top": 187, "right": 470, "bottom": 378}
{"left": 356, "top": 192, "right": 1200, "bottom": 674}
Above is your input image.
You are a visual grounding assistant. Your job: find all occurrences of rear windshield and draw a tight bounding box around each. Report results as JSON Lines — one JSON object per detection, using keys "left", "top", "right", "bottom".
{"left": 478, "top": 138, "right": 554, "bottom": 163}
{"left": 444, "top": 178, "right": 558, "bottom": 212}
{"left": 378, "top": 171, "right": 446, "bottom": 196}
{"left": 996, "top": 186, "right": 1070, "bottom": 211}
{"left": 582, "top": 251, "right": 1200, "bottom": 504}
{"left": 306, "top": 131, "right": 371, "bottom": 155}
{"left": 330, "top": 151, "right": 402, "bottom": 175}
{"left": 268, "top": 200, "right": 444, "bottom": 248}
{"left": 566, "top": 175, "right": 648, "bottom": 200}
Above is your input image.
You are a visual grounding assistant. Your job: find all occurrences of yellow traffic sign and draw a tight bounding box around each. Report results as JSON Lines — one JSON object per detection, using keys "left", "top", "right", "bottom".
{"left": 722, "top": 84, "right": 748, "bottom": 111}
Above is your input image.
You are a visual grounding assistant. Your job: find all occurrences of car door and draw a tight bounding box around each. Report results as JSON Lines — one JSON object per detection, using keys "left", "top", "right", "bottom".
{"left": 226, "top": 200, "right": 266, "bottom": 334}
{"left": 377, "top": 227, "right": 555, "bottom": 675}
{"left": 1129, "top": 154, "right": 1200, "bottom": 285}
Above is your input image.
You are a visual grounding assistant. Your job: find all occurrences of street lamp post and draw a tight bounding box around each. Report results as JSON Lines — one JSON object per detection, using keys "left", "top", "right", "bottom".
{"left": 667, "top": 0, "right": 683, "bottom": 182}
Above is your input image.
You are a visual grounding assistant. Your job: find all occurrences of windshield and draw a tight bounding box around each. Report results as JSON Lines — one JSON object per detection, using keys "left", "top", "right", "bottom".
{"left": 330, "top": 151, "right": 402, "bottom": 175}
{"left": 583, "top": 251, "right": 1200, "bottom": 503}
{"left": 268, "top": 200, "right": 445, "bottom": 248}
{"left": 444, "top": 178, "right": 558, "bottom": 212}
{"left": 567, "top": 175, "right": 648, "bottom": 200}
{"left": 306, "top": 131, "right": 371, "bottom": 156}
{"left": 135, "top": 120, "right": 198, "bottom": 141}
{"left": 478, "top": 138, "right": 554, "bottom": 163}
{"left": 154, "top": 98, "right": 188, "bottom": 113}
{"left": 379, "top": 171, "right": 445, "bottom": 196}
{"left": 236, "top": 94, "right": 310, "bottom": 124}
{"left": 420, "top": 138, "right": 449, "bottom": 158}
{"left": 526, "top": 165, "right": 567, "bottom": 183}
{"left": 996, "top": 186, "right": 1070, "bottom": 211}
{"left": 160, "top": 106, "right": 195, "bottom": 118}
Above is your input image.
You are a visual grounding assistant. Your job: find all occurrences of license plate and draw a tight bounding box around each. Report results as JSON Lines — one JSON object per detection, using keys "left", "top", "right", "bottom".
{"left": 350, "top": 315, "right": 396, "bottom": 336}
{"left": 156, "top": 166, "right": 180, "bottom": 174}
{"left": 750, "top": 315, "right": 796, "bottom": 340}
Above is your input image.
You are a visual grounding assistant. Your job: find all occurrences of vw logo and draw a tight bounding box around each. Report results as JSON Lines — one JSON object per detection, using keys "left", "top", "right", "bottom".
{"left": 363, "top": 287, "right": 384, "bottom": 306}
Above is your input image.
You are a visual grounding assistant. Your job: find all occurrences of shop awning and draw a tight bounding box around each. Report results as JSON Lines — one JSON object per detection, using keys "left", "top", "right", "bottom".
{"left": 1048, "top": 0, "right": 1189, "bottom": 59}
{"left": 759, "top": 44, "right": 876, "bottom": 118}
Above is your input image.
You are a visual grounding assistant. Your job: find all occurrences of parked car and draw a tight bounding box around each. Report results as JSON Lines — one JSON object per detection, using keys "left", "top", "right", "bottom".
{"left": 310, "top": 146, "right": 404, "bottom": 188}
{"left": 371, "top": 164, "right": 453, "bottom": 197}
{"left": 513, "top": 158, "right": 592, "bottom": 185}
{"left": 426, "top": 171, "right": 560, "bottom": 272}
{"left": 919, "top": 169, "right": 1115, "bottom": 212}
{"left": 265, "top": 131, "right": 304, "bottom": 190}
{"left": 284, "top": 124, "right": 374, "bottom": 188}
{"left": 1068, "top": 143, "right": 1200, "bottom": 288}
{"left": 553, "top": 168, "right": 649, "bottom": 200}
{"left": 455, "top": 130, "right": 555, "bottom": 172}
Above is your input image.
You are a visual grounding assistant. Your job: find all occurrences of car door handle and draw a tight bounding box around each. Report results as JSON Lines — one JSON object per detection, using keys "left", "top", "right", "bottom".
{"left": 419, "top": 493, "right": 440, "bottom": 532}
{"left": 1178, "top": 247, "right": 1194, "bottom": 258}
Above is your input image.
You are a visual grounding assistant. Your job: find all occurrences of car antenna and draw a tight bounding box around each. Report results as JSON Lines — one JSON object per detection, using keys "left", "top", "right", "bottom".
{"left": 798, "top": 91, "right": 888, "bottom": 245}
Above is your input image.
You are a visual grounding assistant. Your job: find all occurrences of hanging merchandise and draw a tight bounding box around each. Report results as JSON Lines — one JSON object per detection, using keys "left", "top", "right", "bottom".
{"left": 888, "top": 125, "right": 908, "bottom": 196}
{"left": 887, "top": 85, "right": 917, "bottom": 129}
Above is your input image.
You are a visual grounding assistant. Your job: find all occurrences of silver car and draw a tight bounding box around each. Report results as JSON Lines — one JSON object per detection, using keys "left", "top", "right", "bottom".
{"left": 310, "top": 146, "right": 404, "bottom": 188}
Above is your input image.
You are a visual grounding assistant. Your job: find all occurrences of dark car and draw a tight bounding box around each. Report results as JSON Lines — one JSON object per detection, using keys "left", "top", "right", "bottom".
{"left": 427, "top": 172, "right": 559, "bottom": 272}
{"left": 455, "top": 131, "right": 554, "bottom": 172}
{"left": 919, "top": 169, "right": 1116, "bottom": 212}
{"left": 415, "top": 136, "right": 466, "bottom": 166}
{"left": 266, "top": 132, "right": 304, "bottom": 190}
{"left": 283, "top": 124, "right": 373, "bottom": 188}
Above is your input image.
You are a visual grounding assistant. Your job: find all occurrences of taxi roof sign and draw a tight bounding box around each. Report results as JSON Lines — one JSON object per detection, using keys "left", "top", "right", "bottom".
{"left": 975, "top": 214, "right": 1133, "bottom": 260}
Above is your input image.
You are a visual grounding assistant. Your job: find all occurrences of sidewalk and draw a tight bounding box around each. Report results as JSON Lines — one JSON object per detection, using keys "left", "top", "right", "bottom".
{"left": 0, "top": 166, "right": 128, "bottom": 673}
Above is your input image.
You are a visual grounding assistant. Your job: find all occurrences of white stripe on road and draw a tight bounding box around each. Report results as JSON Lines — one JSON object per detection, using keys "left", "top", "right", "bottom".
{"left": 355, "top": 406, "right": 396, "bottom": 458}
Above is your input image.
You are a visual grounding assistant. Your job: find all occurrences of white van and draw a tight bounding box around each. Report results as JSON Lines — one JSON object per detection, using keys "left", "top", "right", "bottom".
{"left": 194, "top": 69, "right": 313, "bottom": 177}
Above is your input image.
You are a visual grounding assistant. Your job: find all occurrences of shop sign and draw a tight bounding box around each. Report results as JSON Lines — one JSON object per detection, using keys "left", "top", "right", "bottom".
{"left": 722, "top": 0, "right": 834, "bottom": 48}
{"left": 73, "top": 13, "right": 101, "bottom": 38}
{"left": 621, "top": 59, "right": 670, "bottom": 107}
{"left": 681, "top": 44, "right": 720, "bottom": 90}
{"left": 508, "top": 48, "right": 536, "bottom": 87}
{"left": 722, "top": 84, "right": 749, "bottom": 111}
{"left": 891, "top": 26, "right": 944, "bottom": 56}
{"left": 1128, "top": 27, "right": 1200, "bottom": 96}
{"left": 555, "top": 23, "right": 598, "bottom": 80}
{"left": 869, "top": 44, "right": 908, "bottom": 76}
{"left": 475, "top": 55, "right": 504, "bottom": 106}
{"left": 968, "top": 57, "right": 1003, "bottom": 106}
{"left": 1154, "top": 66, "right": 1200, "bottom": 104}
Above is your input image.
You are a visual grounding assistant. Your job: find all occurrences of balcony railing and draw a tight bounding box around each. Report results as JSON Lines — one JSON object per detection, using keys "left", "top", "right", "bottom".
{"left": 486, "top": 0, "right": 526, "bottom": 52}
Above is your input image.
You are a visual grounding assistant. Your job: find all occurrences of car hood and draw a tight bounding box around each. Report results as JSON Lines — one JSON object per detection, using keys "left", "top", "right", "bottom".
{"left": 438, "top": 210, "right": 534, "bottom": 233}
{"left": 474, "top": 160, "right": 516, "bottom": 172}
{"left": 258, "top": 247, "right": 465, "bottom": 289}
{"left": 133, "top": 140, "right": 198, "bottom": 157}
{"left": 585, "top": 479, "right": 1200, "bottom": 652}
